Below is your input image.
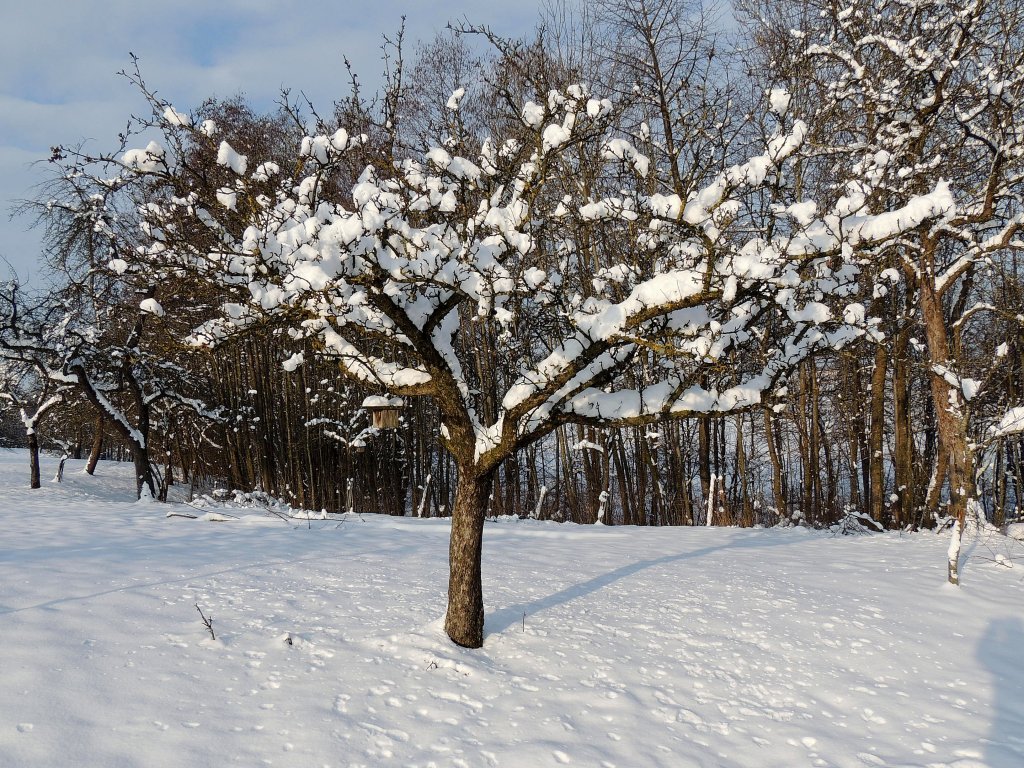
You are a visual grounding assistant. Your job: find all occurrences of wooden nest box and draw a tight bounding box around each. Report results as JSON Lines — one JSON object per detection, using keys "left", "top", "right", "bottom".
{"left": 362, "top": 395, "right": 404, "bottom": 429}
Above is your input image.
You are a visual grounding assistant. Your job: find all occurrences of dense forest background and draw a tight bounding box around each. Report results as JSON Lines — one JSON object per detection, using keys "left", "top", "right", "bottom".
{"left": 1, "top": 0, "right": 1022, "bottom": 534}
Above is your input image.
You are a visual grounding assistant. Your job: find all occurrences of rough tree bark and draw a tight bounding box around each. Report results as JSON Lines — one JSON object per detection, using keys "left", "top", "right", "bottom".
{"left": 444, "top": 467, "right": 494, "bottom": 648}
{"left": 920, "top": 279, "right": 974, "bottom": 584}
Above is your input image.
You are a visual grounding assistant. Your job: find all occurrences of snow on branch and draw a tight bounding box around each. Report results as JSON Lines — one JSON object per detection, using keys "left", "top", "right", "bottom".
{"left": 989, "top": 408, "right": 1024, "bottom": 439}
{"left": 146, "top": 84, "right": 958, "bottom": 469}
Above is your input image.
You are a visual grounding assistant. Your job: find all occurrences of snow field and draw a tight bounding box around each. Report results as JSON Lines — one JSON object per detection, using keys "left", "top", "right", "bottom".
{"left": 1, "top": 450, "right": 1022, "bottom": 767}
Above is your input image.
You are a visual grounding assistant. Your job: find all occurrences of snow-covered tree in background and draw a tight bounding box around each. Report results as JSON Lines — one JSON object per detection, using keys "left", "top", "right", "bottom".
{"left": 0, "top": 311, "right": 70, "bottom": 489}
{"left": 3, "top": 106, "right": 227, "bottom": 501}
{"left": 104, "top": 77, "right": 953, "bottom": 647}
{"left": 743, "top": 0, "right": 1024, "bottom": 583}
{"left": 0, "top": 279, "right": 213, "bottom": 500}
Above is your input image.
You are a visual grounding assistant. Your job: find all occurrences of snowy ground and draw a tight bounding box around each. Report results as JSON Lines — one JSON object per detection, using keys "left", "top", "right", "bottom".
{"left": 1, "top": 450, "right": 1022, "bottom": 768}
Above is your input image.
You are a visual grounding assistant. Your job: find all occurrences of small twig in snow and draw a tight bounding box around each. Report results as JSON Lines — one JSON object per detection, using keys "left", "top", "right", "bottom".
{"left": 263, "top": 507, "right": 294, "bottom": 524}
{"left": 195, "top": 603, "right": 215, "bottom": 640}
{"left": 977, "top": 555, "right": 1014, "bottom": 568}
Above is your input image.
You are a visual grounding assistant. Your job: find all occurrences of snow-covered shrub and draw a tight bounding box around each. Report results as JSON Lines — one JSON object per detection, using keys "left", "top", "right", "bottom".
{"left": 192, "top": 488, "right": 295, "bottom": 516}
{"left": 832, "top": 507, "right": 882, "bottom": 536}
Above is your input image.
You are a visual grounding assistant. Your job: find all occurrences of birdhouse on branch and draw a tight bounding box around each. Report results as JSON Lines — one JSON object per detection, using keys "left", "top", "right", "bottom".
{"left": 361, "top": 395, "right": 404, "bottom": 429}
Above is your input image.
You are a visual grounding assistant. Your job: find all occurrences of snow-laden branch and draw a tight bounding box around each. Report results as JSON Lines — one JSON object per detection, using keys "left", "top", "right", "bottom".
{"left": 142, "top": 85, "right": 958, "bottom": 470}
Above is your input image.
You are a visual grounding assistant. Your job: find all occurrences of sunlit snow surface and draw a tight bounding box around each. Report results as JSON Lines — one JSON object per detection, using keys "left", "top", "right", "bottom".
{"left": 1, "top": 450, "right": 1022, "bottom": 767}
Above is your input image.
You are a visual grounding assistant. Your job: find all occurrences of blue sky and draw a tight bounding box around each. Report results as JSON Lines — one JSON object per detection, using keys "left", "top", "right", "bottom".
{"left": 0, "top": 1, "right": 543, "bottom": 284}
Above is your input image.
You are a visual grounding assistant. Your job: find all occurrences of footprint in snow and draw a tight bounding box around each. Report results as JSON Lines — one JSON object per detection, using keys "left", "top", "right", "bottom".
{"left": 675, "top": 708, "right": 704, "bottom": 726}
{"left": 861, "top": 708, "right": 886, "bottom": 724}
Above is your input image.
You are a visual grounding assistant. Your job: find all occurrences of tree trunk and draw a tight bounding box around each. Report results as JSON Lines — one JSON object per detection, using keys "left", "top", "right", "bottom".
{"left": 920, "top": 280, "right": 974, "bottom": 583}
{"left": 763, "top": 408, "right": 786, "bottom": 519}
{"left": 72, "top": 424, "right": 83, "bottom": 460}
{"left": 869, "top": 344, "right": 888, "bottom": 524}
{"left": 796, "top": 377, "right": 813, "bottom": 521}
{"left": 53, "top": 455, "right": 68, "bottom": 483}
{"left": 993, "top": 444, "right": 1007, "bottom": 528}
{"left": 698, "top": 416, "right": 711, "bottom": 506}
{"left": 840, "top": 352, "right": 865, "bottom": 511}
{"left": 131, "top": 442, "right": 157, "bottom": 500}
{"left": 28, "top": 430, "right": 41, "bottom": 489}
{"left": 736, "top": 415, "right": 753, "bottom": 526}
{"left": 86, "top": 415, "right": 104, "bottom": 475}
{"left": 892, "top": 327, "right": 916, "bottom": 528}
{"left": 70, "top": 364, "right": 153, "bottom": 500}
{"left": 445, "top": 467, "right": 494, "bottom": 648}
{"left": 924, "top": 446, "right": 948, "bottom": 523}
{"left": 160, "top": 453, "right": 173, "bottom": 502}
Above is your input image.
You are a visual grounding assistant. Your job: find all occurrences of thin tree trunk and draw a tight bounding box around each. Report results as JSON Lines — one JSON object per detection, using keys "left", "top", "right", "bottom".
{"left": 808, "top": 364, "right": 823, "bottom": 523}
{"left": 706, "top": 473, "right": 716, "bottom": 526}
{"left": 445, "top": 467, "right": 494, "bottom": 648}
{"left": 72, "top": 424, "right": 83, "bottom": 460}
{"left": 160, "top": 451, "right": 173, "bottom": 502}
{"left": 796, "top": 377, "right": 813, "bottom": 520}
{"left": 841, "top": 352, "right": 865, "bottom": 511}
{"left": 86, "top": 415, "right": 104, "bottom": 475}
{"left": 892, "top": 327, "right": 915, "bottom": 528}
{"left": 53, "top": 454, "right": 68, "bottom": 483}
{"left": 28, "top": 430, "right": 41, "bottom": 489}
{"left": 764, "top": 408, "right": 786, "bottom": 518}
{"left": 736, "top": 415, "right": 753, "bottom": 526}
{"left": 869, "top": 344, "right": 888, "bottom": 523}
{"left": 612, "top": 433, "right": 633, "bottom": 525}
{"left": 994, "top": 444, "right": 1007, "bottom": 527}
{"left": 924, "top": 447, "right": 948, "bottom": 522}
{"left": 698, "top": 416, "right": 711, "bottom": 506}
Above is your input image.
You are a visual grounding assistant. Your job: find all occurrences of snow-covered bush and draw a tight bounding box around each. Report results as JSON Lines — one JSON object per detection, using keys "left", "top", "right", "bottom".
{"left": 832, "top": 507, "right": 883, "bottom": 536}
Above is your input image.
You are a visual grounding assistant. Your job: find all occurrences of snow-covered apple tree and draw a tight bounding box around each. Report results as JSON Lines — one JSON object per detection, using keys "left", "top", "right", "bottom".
{"left": 103, "top": 76, "right": 959, "bottom": 647}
